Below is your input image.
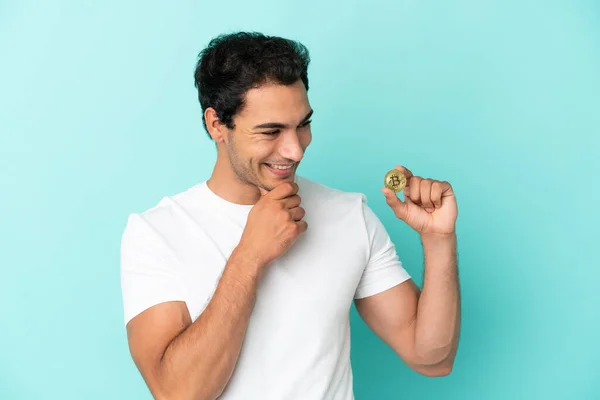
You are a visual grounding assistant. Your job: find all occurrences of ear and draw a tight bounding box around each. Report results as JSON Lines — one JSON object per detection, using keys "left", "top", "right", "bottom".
{"left": 204, "top": 107, "right": 228, "bottom": 143}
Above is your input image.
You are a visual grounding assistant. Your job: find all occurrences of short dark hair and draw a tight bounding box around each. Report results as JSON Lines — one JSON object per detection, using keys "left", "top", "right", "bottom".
{"left": 194, "top": 31, "right": 311, "bottom": 137}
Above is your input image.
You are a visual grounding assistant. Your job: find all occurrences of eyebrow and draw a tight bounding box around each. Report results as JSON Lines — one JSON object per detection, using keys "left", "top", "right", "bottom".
{"left": 252, "top": 109, "right": 314, "bottom": 130}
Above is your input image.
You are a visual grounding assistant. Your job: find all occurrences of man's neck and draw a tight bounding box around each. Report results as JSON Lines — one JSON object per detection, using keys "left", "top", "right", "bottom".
{"left": 207, "top": 156, "right": 261, "bottom": 206}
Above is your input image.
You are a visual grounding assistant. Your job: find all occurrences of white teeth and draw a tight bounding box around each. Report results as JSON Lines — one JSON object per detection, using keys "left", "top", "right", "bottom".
{"left": 269, "top": 164, "right": 293, "bottom": 170}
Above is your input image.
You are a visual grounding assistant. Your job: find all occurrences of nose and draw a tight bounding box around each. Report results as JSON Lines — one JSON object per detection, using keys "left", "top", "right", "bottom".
{"left": 278, "top": 130, "right": 305, "bottom": 162}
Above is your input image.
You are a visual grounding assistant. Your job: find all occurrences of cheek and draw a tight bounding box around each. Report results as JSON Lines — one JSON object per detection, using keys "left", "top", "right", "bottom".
{"left": 251, "top": 141, "right": 277, "bottom": 163}
{"left": 229, "top": 138, "right": 254, "bottom": 168}
{"left": 301, "top": 130, "right": 312, "bottom": 149}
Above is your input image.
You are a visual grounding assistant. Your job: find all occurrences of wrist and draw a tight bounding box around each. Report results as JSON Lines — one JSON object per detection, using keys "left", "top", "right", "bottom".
{"left": 420, "top": 232, "right": 457, "bottom": 270}
{"left": 420, "top": 231, "right": 456, "bottom": 245}
{"left": 420, "top": 232, "right": 457, "bottom": 258}
{"left": 229, "top": 245, "right": 268, "bottom": 279}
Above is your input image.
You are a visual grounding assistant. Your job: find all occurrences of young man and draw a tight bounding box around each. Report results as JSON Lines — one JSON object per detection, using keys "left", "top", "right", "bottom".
{"left": 120, "top": 31, "right": 461, "bottom": 400}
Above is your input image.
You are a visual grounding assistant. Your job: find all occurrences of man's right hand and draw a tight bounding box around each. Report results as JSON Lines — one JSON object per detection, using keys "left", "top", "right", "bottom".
{"left": 237, "top": 182, "right": 308, "bottom": 267}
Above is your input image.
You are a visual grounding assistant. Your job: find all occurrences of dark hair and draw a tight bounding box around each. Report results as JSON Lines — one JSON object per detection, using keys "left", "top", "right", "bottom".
{"left": 194, "top": 31, "right": 311, "bottom": 137}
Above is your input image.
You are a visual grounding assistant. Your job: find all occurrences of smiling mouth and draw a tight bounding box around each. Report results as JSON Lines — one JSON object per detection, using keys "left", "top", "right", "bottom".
{"left": 263, "top": 163, "right": 296, "bottom": 178}
{"left": 265, "top": 163, "right": 294, "bottom": 170}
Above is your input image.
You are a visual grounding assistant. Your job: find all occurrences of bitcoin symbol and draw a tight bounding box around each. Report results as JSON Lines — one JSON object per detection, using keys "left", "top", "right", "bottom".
{"left": 384, "top": 169, "right": 406, "bottom": 192}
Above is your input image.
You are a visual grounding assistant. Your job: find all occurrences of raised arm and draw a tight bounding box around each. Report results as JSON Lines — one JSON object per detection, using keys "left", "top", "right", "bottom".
{"left": 355, "top": 166, "right": 461, "bottom": 376}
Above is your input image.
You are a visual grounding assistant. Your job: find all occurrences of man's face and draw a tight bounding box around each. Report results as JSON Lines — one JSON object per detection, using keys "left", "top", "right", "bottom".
{"left": 224, "top": 80, "right": 313, "bottom": 191}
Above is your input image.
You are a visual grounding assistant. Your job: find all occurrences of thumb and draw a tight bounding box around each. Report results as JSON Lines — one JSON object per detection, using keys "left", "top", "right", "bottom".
{"left": 382, "top": 188, "right": 408, "bottom": 220}
{"left": 258, "top": 186, "right": 269, "bottom": 197}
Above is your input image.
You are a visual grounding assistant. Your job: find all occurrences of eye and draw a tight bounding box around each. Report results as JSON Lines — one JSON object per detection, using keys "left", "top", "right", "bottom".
{"left": 300, "top": 120, "right": 312, "bottom": 128}
{"left": 262, "top": 130, "right": 281, "bottom": 135}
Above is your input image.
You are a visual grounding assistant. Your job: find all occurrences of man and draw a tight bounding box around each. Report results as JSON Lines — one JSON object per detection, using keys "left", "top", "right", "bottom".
{"left": 120, "top": 31, "right": 460, "bottom": 400}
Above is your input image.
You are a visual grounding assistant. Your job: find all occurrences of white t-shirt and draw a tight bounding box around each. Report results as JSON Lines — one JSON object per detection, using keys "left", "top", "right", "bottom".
{"left": 120, "top": 175, "right": 411, "bottom": 399}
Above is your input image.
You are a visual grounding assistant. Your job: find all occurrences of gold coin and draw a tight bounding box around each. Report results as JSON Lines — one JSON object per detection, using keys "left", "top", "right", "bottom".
{"left": 384, "top": 169, "right": 406, "bottom": 192}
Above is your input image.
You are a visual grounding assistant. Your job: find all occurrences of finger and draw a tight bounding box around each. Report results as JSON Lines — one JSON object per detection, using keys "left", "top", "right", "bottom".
{"left": 407, "top": 176, "right": 421, "bottom": 205}
{"left": 441, "top": 181, "right": 454, "bottom": 197}
{"left": 296, "top": 220, "right": 308, "bottom": 233}
{"left": 259, "top": 187, "right": 269, "bottom": 196}
{"left": 382, "top": 188, "right": 408, "bottom": 220}
{"left": 420, "top": 179, "right": 434, "bottom": 211}
{"left": 268, "top": 182, "right": 299, "bottom": 200}
{"left": 284, "top": 195, "right": 301, "bottom": 210}
{"left": 431, "top": 181, "right": 444, "bottom": 208}
{"left": 403, "top": 182, "right": 413, "bottom": 203}
{"left": 395, "top": 165, "right": 413, "bottom": 180}
{"left": 403, "top": 188, "right": 415, "bottom": 205}
{"left": 289, "top": 206, "right": 305, "bottom": 221}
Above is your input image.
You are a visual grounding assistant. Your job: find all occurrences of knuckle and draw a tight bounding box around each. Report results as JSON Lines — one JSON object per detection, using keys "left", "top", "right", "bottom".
{"left": 285, "top": 182, "right": 297, "bottom": 193}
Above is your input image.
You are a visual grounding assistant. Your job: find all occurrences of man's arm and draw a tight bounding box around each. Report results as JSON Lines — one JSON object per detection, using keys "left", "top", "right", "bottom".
{"left": 355, "top": 232, "right": 460, "bottom": 377}
{"left": 126, "top": 247, "right": 263, "bottom": 400}
{"left": 123, "top": 181, "right": 307, "bottom": 400}
{"left": 357, "top": 165, "right": 460, "bottom": 375}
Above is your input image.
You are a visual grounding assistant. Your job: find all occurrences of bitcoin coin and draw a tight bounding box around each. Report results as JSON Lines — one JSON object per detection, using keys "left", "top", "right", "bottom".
{"left": 384, "top": 169, "right": 406, "bottom": 192}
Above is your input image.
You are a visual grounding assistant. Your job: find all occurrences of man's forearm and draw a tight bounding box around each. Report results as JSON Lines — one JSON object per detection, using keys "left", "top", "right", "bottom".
{"left": 158, "top": 247, "right": 264, "bottom": 400}
{"left": 413, "top": 232, "right": 460, "bottom": 367}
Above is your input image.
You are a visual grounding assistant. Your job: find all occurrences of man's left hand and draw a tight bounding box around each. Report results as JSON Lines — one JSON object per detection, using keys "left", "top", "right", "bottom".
{"left": 382, "top": 166, "right": 458, "bottom": 236}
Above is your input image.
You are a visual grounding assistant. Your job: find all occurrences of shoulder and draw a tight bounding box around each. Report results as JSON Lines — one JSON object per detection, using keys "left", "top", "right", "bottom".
{"left": 121, "top": 182, "right": 207, "bottom": 238}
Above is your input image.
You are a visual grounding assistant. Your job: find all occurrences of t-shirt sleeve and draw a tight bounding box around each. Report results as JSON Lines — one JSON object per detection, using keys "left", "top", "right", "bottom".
{"left": 120, "top": 213, "right": 187, "bottom": 325}
{"left": 354, "top": 199, "right": 412, "bottom": 299}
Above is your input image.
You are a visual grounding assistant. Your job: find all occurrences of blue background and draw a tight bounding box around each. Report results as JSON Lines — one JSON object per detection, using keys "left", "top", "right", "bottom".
{"left": 1, "top": 0, "right": 599, "bottom": 398}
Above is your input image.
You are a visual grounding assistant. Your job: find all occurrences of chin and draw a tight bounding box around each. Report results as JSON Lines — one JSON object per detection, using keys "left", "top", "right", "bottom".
{"left": 264, "top": 176, "right": 296, "bottom": 191}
